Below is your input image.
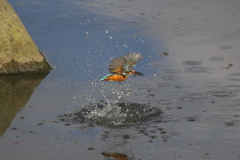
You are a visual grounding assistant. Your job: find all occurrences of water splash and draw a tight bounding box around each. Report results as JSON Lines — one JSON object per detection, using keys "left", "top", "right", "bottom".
{"left": 78, "top": 85, "right": 135, "bottom": 126}
{"left": 57, "top": 83, "right": 162, "bottom": 128}
{"left": 74, "top": 101, "right": 162, "bottom": 127}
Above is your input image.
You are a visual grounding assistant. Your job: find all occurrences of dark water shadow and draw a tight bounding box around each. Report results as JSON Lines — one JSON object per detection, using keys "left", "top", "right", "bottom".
{"left": 0, "top": 73, "right": 49, "bottom": 136}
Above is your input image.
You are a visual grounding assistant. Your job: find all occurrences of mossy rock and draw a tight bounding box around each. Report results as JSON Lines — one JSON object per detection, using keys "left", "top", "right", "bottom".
{"left": 0, "top": 0, "right": 52, "bottom": 74}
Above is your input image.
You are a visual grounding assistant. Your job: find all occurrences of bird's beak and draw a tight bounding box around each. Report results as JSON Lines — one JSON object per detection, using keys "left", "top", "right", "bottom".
{"left": 133, "top": 71, "right": 144, "bottom": 76}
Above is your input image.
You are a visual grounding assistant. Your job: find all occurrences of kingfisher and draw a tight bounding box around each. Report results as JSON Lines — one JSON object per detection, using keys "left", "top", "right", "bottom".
{"left": 100, "top": 52, "right": 144, "bottom": 83}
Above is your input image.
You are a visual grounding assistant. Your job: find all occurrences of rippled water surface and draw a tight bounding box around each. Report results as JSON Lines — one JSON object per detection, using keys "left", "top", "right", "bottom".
{"left": 1, "top": 0, "right": 240, "bottom": 159}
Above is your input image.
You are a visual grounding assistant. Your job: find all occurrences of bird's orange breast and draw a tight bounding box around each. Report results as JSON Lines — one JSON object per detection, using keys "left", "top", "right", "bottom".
{"left": 105, "top": 74, "right": 129, "bottom": 82}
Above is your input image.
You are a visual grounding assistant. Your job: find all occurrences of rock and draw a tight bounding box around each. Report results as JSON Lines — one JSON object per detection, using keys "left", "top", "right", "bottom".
{"left": 0, "top": 0, "right": 52, "bottom": 74}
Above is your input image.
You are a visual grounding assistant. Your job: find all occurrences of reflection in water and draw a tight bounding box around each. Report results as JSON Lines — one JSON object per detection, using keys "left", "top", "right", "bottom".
{"left": 102, "top": 152, "right": 129, "bottom": 160}
{"left": 0, "top": 73, "right": 49, "bottom": 136}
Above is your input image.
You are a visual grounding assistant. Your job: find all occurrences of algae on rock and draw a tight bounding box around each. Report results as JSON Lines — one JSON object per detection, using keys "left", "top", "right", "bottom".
{"left": 0, "top": 0, "right": 51, "bottom": 74}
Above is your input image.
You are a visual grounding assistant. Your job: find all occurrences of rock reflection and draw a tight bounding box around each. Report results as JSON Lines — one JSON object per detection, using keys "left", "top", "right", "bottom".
{"left": 0, "top": 73, "right": 49, "bottom": 136}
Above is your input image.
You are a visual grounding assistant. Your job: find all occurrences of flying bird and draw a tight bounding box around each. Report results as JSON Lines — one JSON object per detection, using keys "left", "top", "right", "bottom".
{"left": 100, "top": 52, "right": 144, "bottom": 83}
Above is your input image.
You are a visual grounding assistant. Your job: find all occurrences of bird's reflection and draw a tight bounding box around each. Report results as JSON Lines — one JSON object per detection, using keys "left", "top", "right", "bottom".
{"left": 102, "top": 152, "right": 129, "bottom": 160}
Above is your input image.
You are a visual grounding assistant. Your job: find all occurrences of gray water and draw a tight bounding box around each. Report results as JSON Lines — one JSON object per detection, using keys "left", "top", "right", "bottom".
{"left": 1, "top": 0, "right": 240, "bottom": 159}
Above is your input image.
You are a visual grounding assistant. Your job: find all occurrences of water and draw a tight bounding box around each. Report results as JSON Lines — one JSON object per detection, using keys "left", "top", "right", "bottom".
{"left": 57, "top": 85, "right": 162, "bottom": 127}
{"left": 1, "top": 0, "right": 240, "bottom": 159}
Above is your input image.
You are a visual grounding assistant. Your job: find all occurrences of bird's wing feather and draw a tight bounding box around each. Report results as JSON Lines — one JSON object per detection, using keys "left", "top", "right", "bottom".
{"left": 109, "top": 57, "right": 126, "bottom": 74}
{"left": 123, "top": 52, "right": 143, "bottom": 71}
